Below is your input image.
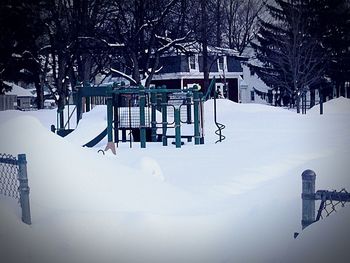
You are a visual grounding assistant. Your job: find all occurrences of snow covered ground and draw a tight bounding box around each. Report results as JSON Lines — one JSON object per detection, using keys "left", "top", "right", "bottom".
{"left": 0, "top": 97, "right": 349, "bottom": 262}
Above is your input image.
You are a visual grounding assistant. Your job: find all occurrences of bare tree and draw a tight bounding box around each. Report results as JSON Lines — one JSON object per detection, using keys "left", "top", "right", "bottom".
{"left": 104, "top": 0, "right": 192, "bottom": 87}
{"left": 252, "top": 0, "right": 327, "bottom": 112}
{"left": 225, "top": 0, "right": 265, "bottom": 54}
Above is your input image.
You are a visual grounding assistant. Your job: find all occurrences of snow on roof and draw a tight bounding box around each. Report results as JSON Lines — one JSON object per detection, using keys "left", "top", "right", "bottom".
{"left": 164, "top": 42, "right": 240, "bottom": 57}
{"left": 4, "top": 81, "right": 34, "bottom": 97}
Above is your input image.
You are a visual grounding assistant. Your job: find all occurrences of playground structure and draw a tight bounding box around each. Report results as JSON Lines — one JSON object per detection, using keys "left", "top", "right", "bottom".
{"left": 53, "top": 77, "right": 226, "bottom": 153}
{"left": 55, "top": 81, "right": 216, "bottom": 153}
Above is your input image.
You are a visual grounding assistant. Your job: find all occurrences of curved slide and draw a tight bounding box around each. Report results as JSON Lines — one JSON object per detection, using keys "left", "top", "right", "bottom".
{"left": 82, "top": 128, "right": 108, "bottom": 148}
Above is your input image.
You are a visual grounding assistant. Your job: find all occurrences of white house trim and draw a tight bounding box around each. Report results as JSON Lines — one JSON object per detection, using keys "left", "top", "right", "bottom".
{"left": 151, "top": 72, "right": 242, "bottom": 81}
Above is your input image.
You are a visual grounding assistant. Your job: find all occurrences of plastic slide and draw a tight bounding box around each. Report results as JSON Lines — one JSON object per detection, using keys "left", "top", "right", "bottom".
{"left": 83, "top": 128, "right": 108, "bottom": 148}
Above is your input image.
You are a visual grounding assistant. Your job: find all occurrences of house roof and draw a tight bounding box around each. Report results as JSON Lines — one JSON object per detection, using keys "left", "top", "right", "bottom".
{"left": 164, "top": 42, "right": 242, "bottom": 57}
{"left": 4, "top": 81, "right": 34, "bottom": 97}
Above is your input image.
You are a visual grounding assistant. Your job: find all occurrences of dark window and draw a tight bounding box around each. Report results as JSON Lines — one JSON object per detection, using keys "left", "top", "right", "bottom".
{"left": 250, "top": 68, "right": 255, "bottom": 76}
{"left": 251, "top": 90, "right": 255, "bottom": 101}
{"left": 218, "top": 57, "right": 224, "bottom": 71}
{"left": 189, "top": 55, "right": 197, "bottom": 70}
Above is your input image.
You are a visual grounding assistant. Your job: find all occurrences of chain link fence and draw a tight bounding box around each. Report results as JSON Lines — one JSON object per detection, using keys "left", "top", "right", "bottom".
{"left": 0, "top": 153, "right": 31, "bottom": 224}
{"left": 0, "top": 154, "right": 20, "bottom": 199}
{"left": 315, "top": 189, "right": 350, "bottom": 221}
{"left": 298, "top": 170, "right": 350, "bottom": 236}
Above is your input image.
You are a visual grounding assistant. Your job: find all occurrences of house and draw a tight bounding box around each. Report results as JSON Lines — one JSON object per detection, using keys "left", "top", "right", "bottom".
{"left": 3, "top": 81, "right": 35, "bottom": 110}
{"left": 240, "top": 62, "right": 272, "bottom": 104}
{"left": 242, "top": 60, "right": 325, "bottom": 108}
{"left": 150, "top": 45, "right": 244, "bottom": 102}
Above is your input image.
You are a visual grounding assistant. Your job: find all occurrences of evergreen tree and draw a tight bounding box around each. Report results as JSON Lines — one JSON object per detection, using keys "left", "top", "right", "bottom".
{"left": 309, "top": 0, "right": 350, "bottom": 99}
{"left": 0, "top": 1, "right": 43, "bottom": 104}
{"left": 251, "top": 0, "right": 327, "bottom": 112}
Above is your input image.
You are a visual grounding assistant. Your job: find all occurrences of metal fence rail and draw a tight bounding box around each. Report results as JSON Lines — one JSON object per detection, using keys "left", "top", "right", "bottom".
{"left": 0, "top": 153, "right": 31, "bottom": 225}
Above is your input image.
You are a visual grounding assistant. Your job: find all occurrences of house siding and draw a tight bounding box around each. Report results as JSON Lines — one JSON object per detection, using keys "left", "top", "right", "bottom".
{"left": 180, "top": 55, "right": 189, "bottom": 72}
{"left": 198, "top": 56, "right": 218, "bottom": 72}
{"left": 227, "top": 57, "right": 242, "bottom": 72}
{"left": 227, "top": 79, "right": 239, "bottom": 102}
{"left": 158, "top": 56, "right": 183, "bottom": 73}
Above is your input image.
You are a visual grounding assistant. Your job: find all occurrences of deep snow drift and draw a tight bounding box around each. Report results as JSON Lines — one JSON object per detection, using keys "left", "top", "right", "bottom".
{"left": 0, "top": 97, "right": 349, "bottom": 262}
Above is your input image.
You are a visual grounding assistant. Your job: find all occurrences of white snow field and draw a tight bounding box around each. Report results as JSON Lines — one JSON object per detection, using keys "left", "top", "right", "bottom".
{"left": 0, "top": 97, "right": 349, "bottom": 263}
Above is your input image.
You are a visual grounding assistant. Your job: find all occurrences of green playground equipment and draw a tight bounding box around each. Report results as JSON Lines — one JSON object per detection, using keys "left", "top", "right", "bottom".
{"left": 68, "top": 82, "right": 205, "bottom": 152}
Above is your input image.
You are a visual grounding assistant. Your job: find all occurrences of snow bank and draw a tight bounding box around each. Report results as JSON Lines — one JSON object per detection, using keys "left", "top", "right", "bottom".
{"left": 65, "top": 105, "right": 107, "bottom": 146}
{"left": 0, "top": 98, "right": 350, "bottom": 262}
{"left": 309, "top": 96, "right": 350, "bottom": 115}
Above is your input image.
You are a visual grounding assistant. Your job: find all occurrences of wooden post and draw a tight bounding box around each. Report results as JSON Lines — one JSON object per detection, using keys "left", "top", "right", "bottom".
{"left": 301, "top": 169, "right": 316, "bottom": 229}
{"left": 17, "top": 154, "right": 31, "bottom": 225}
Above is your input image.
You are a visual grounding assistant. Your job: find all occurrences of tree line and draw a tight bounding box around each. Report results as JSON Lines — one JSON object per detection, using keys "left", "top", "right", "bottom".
{"left": 0, "top": 0, "right": 264, "bottom": 109}
{"left": 0, "top": 0, "right": 349, "bottom": 114}
{"left": 252, "top": 0, "right": 350, "bottom": 111}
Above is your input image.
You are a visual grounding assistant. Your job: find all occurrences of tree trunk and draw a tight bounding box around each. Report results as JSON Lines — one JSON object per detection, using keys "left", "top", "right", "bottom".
{"left": 131, "top": 52, "right": 141, "bottom": 85}
{"left": 35, "top": 78, "right": 44, "bottom": 109}
{"left": 310, "top": 89, "right": 315, "bottom": 108}
{"left": 201, "top": 0, "right": 209, "bottom": 91}
{"left": 216, "top": 0, "right": 222, "bottom": 47}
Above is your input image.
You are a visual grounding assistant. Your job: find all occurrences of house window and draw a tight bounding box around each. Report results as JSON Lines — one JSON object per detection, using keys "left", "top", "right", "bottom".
{"left": 189, "top": 55, "right": 198, "bottom": 71}
{"left": 250, "top": 67, "right": 255, "bottom": 76}
{"left": 251, "top": 90, "right": 255, "bottom": 101}
{"left": 218, "top": 56, "right": 227, "bottom": 72}
{"left": 218, "top": 57, "right": 224, "bottom": 71}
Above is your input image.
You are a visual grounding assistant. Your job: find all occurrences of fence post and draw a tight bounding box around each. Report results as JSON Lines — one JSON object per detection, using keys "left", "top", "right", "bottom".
{"left": 17, "top": 154, "right": 31, "bottom": 225}
{"left": 301, "top": 169, "right": 316, "bottom": 229}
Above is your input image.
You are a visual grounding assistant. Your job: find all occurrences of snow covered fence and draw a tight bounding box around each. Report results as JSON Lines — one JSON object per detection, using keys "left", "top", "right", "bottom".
{"left": 0, "top": 153, "right": 31, "bottom": 225}
{"left": 301, "top": 170, "right": 350, "bottom": 230}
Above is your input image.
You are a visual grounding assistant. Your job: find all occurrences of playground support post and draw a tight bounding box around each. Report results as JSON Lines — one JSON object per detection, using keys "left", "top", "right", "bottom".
{"left": 193, "top": 87, "right": 200, "bottom": 145}
{"left": 174, "top": 108, "right": 181, "bottom": 148}
{"left": 151, "top": 91, "right": 157, "bottom": 142}
{"left": 105, "top": 96, "right": 116, "bottom": 154}
{"left": 186, "top": 92, "right": 192, "bottom": 124}
{"left": 301, "top": 169, "right": 316, "bottom": 229}
{"left": 18, "top": 154, "right": 31, "bottom": 225}
{"left": 139, "top": 87, "right": 146, "bottom": 148}
{"left": 161, "top": 91, "right": 168, "bottom": 146}
{"left": 113, "top": 94, "right": 119, "bottom": 144}
{"left": 199, "top": 95, "right": 205, "bottom": 144}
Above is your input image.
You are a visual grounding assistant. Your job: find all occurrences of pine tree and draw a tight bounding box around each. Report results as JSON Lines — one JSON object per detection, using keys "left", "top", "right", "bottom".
{"left": 309, "top": 0, "right": 350, "bottom": 99}
{"left": 251, "top": 0, "right": 326, "bottom": 112}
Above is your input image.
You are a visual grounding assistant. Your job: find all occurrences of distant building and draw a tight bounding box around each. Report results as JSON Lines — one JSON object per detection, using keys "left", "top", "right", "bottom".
{"left": 150, "top": 45, "right": 244, "bottom": 102}
{"left": 3, "top": 81, "right": 35, "bottom": 110}
{"left": 240, "top": 47, "right": 321, "bottom": 108}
